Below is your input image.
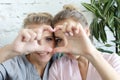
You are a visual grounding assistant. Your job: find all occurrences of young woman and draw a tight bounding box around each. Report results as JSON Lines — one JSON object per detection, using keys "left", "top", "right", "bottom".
{"left": 49, "top": 4, "right": 120, "bottom": 80}
{"left": 0, "top": 12, "right": 58, "bottom": 80}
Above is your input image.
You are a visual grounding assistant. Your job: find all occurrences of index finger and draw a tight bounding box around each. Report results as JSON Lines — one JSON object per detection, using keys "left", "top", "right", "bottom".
{"left": 42, "top": 25, "right": 54, "bottom": 32}
{"left": 54, "top": 25, "right": 63, "bottom": 32}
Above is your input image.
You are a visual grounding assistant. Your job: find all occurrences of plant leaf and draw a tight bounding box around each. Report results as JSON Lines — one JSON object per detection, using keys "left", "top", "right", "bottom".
{"left": 104, "top": 44, "right": 113, "bottom": 47}
{"left": 104, "top": 0, "right": 115, "bottom": 15}
{"left": 91, "top": 0, "right": 95, "bottom": 4}
{"left": 99, "top": 21, "right": 107, "bottom": 43}
{"left": 90, "top": 18, "right": 100, "bottom": 41}
{"left": 82, "top": 3, "right": 96, "bottom": 14}
{"left": 97, "top": 48, "right": 113, "bottom": 53}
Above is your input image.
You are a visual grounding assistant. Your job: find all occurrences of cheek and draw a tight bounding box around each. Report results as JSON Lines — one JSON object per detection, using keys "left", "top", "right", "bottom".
{"left": 56, "top": 41, "right": 64, "bottom": 47}
{"left": 50, "top": 41, "right": 55, "bottom": 48}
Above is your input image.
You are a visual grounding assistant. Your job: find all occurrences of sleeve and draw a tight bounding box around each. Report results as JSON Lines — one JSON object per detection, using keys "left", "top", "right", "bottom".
{"left": 110, "top": 53, "right": 120, "bottom": 74}
{"left": 48, "top": 61, "right": 58, "bottom": 80}
{"left": 0, "top": 64, "right": 7, "bottom": 80}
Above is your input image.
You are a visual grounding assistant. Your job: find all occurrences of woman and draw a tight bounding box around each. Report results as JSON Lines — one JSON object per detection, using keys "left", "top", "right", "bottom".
{"left": 49, "top": 4, "right": 120, "bottom": 80}
{"left": 0, "top": 12, "right": 58, "bottom": 80}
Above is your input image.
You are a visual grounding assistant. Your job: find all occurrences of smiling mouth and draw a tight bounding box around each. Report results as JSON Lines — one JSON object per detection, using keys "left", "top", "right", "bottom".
{"left": 36, "top": 51, "right": 49, "bottom": 56}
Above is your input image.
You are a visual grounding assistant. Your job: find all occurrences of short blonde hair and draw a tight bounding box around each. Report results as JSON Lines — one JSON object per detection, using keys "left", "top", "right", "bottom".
{"left": 23, "top": 12, "right": 53, "bottom": 28}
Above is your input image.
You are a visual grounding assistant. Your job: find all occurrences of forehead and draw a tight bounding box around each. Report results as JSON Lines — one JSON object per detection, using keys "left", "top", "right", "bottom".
{"left": 54, "top": 18, "right": 77, "bottom": 26}
{"left": 26, "top": 24, "right": 44, "bottom": 29}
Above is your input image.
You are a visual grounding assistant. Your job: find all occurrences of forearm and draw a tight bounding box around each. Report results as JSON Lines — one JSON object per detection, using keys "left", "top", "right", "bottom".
{"left": 86, "top": 50, "right": 120, "bottom": 80}
{"left": 0, "top": 44, "right": 19, "bottom": 63}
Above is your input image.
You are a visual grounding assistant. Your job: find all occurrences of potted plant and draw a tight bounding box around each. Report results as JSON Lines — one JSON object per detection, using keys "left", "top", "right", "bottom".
{"left": 82, "top": 0, "right": 120, "bottom": 55}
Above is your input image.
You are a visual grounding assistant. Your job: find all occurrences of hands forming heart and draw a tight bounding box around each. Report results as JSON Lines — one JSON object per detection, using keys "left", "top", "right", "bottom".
{"left": 12, "top": 24, "right": 54, "bottom": 55}
{"left": 53, "top": 20, "right": 97, "bottom": 58}
{"left": 12, "top": 21, "right": 97, "bottom": 58}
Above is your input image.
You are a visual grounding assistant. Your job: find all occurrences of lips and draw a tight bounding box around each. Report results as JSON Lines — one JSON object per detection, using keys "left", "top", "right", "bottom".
{"left": 36, "top": 51, "right": 49, "bottom": 56}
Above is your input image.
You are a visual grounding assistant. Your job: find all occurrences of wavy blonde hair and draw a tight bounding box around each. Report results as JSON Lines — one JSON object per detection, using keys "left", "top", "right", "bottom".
{"left": 52, "top": 4, "right": 88, "bottom": 28}
{"left": 23, "top": 12, "right": 53, "bottom": 28}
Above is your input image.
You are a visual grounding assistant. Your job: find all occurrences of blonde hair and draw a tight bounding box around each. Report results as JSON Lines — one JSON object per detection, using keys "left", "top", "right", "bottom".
{"left": 23, "top": 12, "right": 53, "bottom": 28}
{"left": 52, "top": 4, "right": 88, "bottom": 27}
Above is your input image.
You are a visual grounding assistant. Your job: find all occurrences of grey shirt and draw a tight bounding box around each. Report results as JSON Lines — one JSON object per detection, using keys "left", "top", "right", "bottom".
{"left": 0, "top": 54, "right": 58, "bottom": 80}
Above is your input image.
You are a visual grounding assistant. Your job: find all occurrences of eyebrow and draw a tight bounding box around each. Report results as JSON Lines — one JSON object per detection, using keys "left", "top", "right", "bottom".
{"left": 55, "top": 37, "right": 62, "bottom": 39}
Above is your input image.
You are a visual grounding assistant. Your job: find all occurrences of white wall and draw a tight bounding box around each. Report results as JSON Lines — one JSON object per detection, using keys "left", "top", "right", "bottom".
{"left": 0, "top": 0, "right": 114, "bottom": 52}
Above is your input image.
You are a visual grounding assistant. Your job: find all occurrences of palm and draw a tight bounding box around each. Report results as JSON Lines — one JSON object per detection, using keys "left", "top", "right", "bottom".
{"left": 12, "top": 28, "right": 53, "bottom": 54}
{"left": 14, "top": 40, "right": 41, "bottom": 54}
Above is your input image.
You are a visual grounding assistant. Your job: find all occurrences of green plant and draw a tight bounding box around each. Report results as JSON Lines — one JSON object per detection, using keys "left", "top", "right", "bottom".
{"left": 82, "top": 0, "right": 120, "bottom": 55}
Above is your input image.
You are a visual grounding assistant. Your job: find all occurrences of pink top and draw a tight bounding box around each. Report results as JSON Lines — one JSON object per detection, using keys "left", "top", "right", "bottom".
{"left": 49, "top": 53, "right": 120, "bottom": 80}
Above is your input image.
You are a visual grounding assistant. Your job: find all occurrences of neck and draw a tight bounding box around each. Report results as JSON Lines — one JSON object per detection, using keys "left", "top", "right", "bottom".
{"left": 77, "top": 56, "right": 89, "bottom": 80}
{"left": 26, "top": 55, "right": 47, "bottom": 77}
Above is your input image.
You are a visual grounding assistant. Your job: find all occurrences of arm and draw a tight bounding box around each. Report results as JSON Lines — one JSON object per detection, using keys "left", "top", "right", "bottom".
{"left": 87, "top": 50, "right": 120, "bottom": 80}
{"left": 0, "top": 44, "right": 18, "bottom": 63}
{"left": 54, "top": 22, "right": 120, "bottom": 80}
{"left": 0, "top": 27, "right": 53, "bottom": 63}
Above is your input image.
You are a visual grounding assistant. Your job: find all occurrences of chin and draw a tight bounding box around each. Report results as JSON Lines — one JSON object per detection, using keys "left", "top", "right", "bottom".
{"left": 34, "top": 52, "right": 53, "bottom": 63}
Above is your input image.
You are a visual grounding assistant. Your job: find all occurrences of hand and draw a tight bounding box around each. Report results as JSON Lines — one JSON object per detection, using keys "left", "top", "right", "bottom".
{"left": 12, "top": 25, "right": 54, "bottom": 55}
{"left": 54, "top": 22, "right": 97, "bottom": 57}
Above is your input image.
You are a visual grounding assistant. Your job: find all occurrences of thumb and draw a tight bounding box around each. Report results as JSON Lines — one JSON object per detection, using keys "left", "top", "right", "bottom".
{"left": 35, "top": 46, "right": 53, "bottom": 52}
{"left": 53, "top": 47, "right": 69, "bottom": 53}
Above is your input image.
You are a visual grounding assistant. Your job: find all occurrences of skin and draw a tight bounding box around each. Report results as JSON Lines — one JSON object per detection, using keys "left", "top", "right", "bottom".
{"left": 26, "top": 24, "right": 55, "bottom": 76}
{"left": 0, "top": 19, "right": 120, "bottom": 80}
{"left": 0, "top": 24, "right": 55, "bottom": 77}
{"left": 53, "top": 18, "right": 120, "bottom": 80}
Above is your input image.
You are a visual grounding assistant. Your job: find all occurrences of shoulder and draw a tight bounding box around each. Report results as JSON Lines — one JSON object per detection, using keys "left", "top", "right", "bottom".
{"left": 100, "top": 53, "right": 120, "bottom": 73}
{"left": 102, "top": 53, "right": 120, "bottom": 63}
{"left": 1, "top": 55, "right": 27, "bottom": 66}
{"left": 0, "top": 55, "right": 28, "bottom": 79}
{"left": 0, "top": 54, "right": 32, "bottom": 75}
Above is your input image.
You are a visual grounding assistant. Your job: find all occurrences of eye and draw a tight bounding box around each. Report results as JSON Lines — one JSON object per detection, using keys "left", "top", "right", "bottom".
{"left": 55, "top": 38, "right": 62, "bottom": 44}
{"left": 46, "top": 37, "right": 53, "bottom": 41}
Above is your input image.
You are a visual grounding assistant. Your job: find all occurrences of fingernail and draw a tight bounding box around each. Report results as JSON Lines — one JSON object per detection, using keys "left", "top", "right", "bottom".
{"left": 75, "top": 30, "right": 79, "bottom": 34}
{"left": 52, "top": 29, "right": 55, "bottom": 32}
{"left": 65, "top": 33, "right": 69, "bottom": 36}
{"left": 70, "top": 32, "right": 73, "bottom": 36}
{"left": 47, "top": 48, "right": 52, "bottom": 52}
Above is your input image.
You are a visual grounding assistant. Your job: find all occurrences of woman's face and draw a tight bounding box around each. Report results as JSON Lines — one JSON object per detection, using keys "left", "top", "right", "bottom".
{"left": 27, "top": 24, "right": 55, "bottom": 64}
{"left": 54, "top": 19, "right": 90, "bottom": 49}
{"left": 54, "top": 19, "right": 77, "bottom": 47}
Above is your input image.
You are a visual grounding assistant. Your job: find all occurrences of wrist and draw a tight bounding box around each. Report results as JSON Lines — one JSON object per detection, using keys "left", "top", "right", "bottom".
{"left": 0, "top": 44, "right": 20, "bottom": 63}
{"left": 84, "top": 49, "right": 102, "bottom": 62}
{"left": 8, "top": 44, "right": 21, "bottom": 56}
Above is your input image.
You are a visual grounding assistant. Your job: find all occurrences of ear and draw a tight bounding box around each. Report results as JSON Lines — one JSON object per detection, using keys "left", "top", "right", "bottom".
{"left": 84, "top": 27, "right": 90, "bottom": 37}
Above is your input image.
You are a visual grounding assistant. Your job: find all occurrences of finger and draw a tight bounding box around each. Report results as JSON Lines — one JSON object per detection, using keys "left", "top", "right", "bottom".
{"left": 28, "top": 30, "right": 37, "bottom": 42}
{"left": 77, "top": 23, "right": 86, "bottom": 35}
{"left": 62, "top": 22, "right": 67, "bottom": 33}
{"left": 33, "top": 25, "right": 54, "bottom": 40}
{"left": 43, "top": 25, "right": 54, "bottom": 32}
{"left": 66, "top": 53, "right": 75, "bottom": 59}
{"left": 77, "top": 23, "right": 91, "bottom": 43}
{"left": 35, "top": 46, "right": 53, "bottom": 52}
{"left": 54, "top": 25, "right": 63, "bottom": 31}
{"left": 65, "top": 32, "right": 69, "bottom": 36}
{"left": 21, "top": 29, "right": 31, "bottom": 42}
{"left": 53, "top": 47, "right": 69, "bottom": 53}
{"left": 66, "top": 24, "right": 73, "bottom": 36}
{"left": 72, "top": 23, "right": 80, "bottom": 34}
{"left": 34, "top": 28, "right": 43, "bottom": 40}
{"left": 62, "top": 33, "right": 68, "bottom": 46}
